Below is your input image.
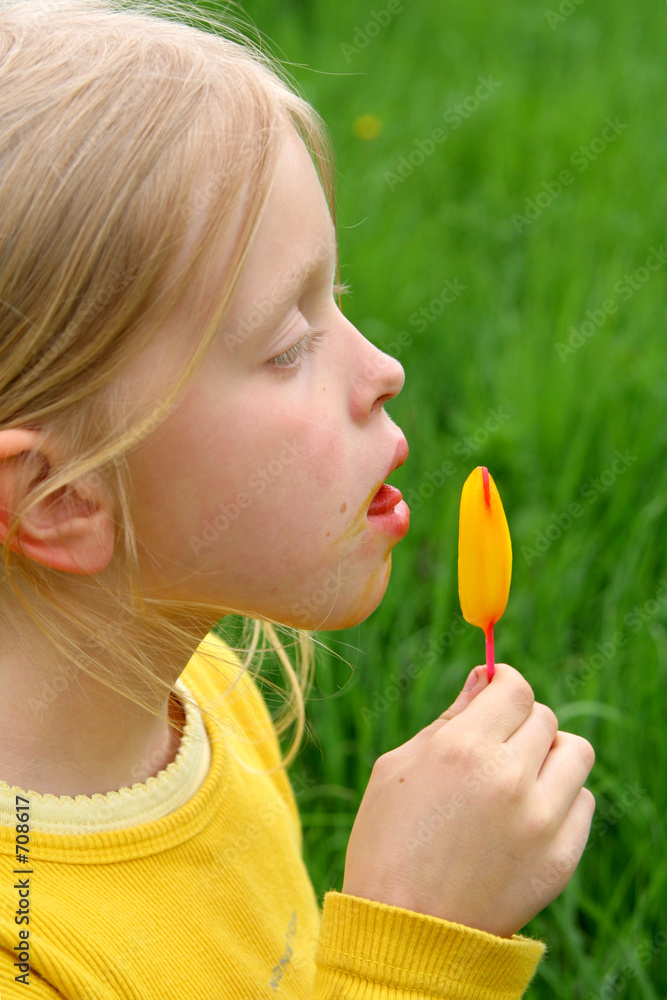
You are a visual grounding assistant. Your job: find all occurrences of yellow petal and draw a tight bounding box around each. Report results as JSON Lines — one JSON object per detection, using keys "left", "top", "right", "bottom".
{"left": 458, "top": 466, "right": 512, "bottom": 632}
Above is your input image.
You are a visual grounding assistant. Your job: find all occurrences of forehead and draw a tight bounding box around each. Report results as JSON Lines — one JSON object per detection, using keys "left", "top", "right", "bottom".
{"left": 221, "top": 128, "right": 337, "bottom": 335}
{"left": 119, "top": 128, "right": 338, "bottom": 398}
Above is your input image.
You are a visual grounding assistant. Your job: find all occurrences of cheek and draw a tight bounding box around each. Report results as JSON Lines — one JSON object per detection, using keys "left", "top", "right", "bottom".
{"left": 196, "top": 415, "right": 347, "bottom": 539}
{"left": 297, "top": 431, "right": 347, "bottom": 496}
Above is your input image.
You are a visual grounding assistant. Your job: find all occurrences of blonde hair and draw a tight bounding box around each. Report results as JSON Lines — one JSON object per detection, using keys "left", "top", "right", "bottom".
{"left": 0, "top": 0, "right": 344, "bottom": 771}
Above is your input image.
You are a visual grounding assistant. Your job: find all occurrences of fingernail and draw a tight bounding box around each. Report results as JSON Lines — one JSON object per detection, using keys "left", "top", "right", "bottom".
{"left": 463, "top": 667, "right": 478, "bottom": 692}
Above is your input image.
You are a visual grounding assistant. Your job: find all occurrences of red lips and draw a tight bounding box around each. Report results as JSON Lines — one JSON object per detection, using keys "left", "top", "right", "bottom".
{"left": 366, "top": 435, "right": 408, "bottom": 517}
{"left": 367, "top": 483, "right": 403, "bottom": 516}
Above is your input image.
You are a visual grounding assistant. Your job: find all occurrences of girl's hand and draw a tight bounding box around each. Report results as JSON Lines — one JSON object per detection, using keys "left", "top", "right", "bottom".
{"left": 341, "top": 663, "right": 595, "bottom": 938}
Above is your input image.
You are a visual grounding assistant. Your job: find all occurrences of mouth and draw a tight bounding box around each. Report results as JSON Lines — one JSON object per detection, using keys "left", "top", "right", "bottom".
{"left": 367, "top": 435, "right": 409, "bottom": 517}
{"left": 367, "top": 482, "right": 404, "bottom": 516}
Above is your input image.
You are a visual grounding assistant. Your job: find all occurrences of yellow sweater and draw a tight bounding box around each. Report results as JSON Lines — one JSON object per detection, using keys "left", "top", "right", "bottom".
{"left": 0, "top": 631, "right": 545, "bottom": 998}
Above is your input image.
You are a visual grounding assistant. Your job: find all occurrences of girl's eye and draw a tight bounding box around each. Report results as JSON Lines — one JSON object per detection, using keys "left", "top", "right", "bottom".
{"left": 269, "top": 327, "right": 326, "bottom": 373}
{"left": 267, "top": 285, "right": 349, "bottom": 375}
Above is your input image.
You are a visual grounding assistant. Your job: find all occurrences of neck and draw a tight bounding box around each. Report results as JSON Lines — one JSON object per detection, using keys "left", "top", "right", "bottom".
{"left": 0, "top": 611, "right": 207, "bottom": 798}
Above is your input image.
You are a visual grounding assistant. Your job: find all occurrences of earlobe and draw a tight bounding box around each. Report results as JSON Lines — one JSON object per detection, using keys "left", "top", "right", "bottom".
{"left": 0, "top": 427, "right": 115, "bottom": 575}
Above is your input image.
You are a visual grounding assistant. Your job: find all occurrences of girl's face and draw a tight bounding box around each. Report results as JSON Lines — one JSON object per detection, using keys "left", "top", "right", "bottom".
{"left": 121, "top": 126, "right": 409, "bottom": 630}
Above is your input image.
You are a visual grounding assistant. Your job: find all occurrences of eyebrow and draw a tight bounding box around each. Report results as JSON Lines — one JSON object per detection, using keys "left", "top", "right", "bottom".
{"left": 225, "top": 232, "right": 338, "bottom": 353}
{"left": 268, "top": 232, "right": 338, "bottom": 314}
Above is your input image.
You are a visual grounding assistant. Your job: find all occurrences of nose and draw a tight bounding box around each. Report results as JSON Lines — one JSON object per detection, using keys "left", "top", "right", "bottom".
{"left": 350, "top": 335, "right": 405, "bottom": 422}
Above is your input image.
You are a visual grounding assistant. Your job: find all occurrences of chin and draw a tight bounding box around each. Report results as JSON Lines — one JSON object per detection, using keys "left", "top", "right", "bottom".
{"left": 289, "top": 558, "right": 392, "bottom": 632}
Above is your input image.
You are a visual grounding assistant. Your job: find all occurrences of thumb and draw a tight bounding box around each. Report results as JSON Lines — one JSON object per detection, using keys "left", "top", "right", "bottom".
{"left": 388, "top": 665, "right": 490, "bottom": 764}
{"left": 438, "top": 665, "right": 489, "bottom": 722}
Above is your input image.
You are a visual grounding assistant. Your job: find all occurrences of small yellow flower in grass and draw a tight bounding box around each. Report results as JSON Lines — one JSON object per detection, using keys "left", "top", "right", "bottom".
{"left": 458, "top": 466, "right": 512, "bottom": 681}
{"left": 353, "top": 114, "right": 383, "bottom": 141}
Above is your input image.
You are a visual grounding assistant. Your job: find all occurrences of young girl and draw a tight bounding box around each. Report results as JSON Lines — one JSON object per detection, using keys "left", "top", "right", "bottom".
{"left": 0, "top": 0, "right": 595, "bottom": 996}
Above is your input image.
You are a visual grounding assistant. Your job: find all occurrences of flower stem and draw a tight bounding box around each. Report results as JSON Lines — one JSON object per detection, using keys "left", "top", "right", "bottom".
{"left": 485, "top": 623, "right": 495, "bottom": 681}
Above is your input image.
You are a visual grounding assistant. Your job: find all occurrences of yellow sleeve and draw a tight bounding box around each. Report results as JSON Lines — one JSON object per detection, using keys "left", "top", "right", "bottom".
{"left": 0, "top": 947, "right": 64, "bottom": 998}
{"left": 312, "top": 891, "right": 546, "bottom": 1000}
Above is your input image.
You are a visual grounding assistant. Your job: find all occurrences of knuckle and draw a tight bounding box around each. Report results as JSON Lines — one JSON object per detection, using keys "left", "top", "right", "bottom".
{"left": 574, "top": 735, "right": 596, "bottom": 771}
{"left": 526, "top": 801, "right": 553, "bottom": 839}
{"left": 538, "top": 845, "right": 577, "bottom": 894}
{"left": 581, "top": 786, "right": 596, "bottom": 812}
{"left": 435, "top": 733, "right": 483, "bottom": 772}
{"left": 371, "top": 752, "right": 391, "bottom": 775}
{"left": 510, "top": 675, "right": 535, "bottom": 713}
{"left": 495, "top": 762, "right": 526, "bottom": 802}
{"left": 558, "top": 731, "right": 595, "bottom": 773}
{"left": 537, "top": 703, "right": 559, "bottom": 737}
{"left": 551, "top": 842, "right": 581, "bottom": 880}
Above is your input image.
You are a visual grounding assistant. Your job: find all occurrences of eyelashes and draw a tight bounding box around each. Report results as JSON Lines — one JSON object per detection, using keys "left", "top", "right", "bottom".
{"left": 269, "top": 327, "right": 326, "bottom": 372}
{"left": 268, "top": 284, "right": 351, "bottom": 375}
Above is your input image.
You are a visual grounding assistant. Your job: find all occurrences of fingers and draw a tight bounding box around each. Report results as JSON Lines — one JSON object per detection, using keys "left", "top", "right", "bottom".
{"left": 398, "top": 666, "right": 489, "bottom": 756}
{"left": 394, "top": 666, "right": 489, "bottom": 760}
{"left": 536, "top": 730, "right": 595, "bottom": 821}
{"left": 450, "top": 662, "right": 536, "bottom": 742}
{"left": 505, "top": 702, "right": 559, "bottom": 781}
{"left": 437, "top": 666, "right": 490, "bottom": 723}
{"left": 546, "top": 786, "right": 596, "bottom": 887}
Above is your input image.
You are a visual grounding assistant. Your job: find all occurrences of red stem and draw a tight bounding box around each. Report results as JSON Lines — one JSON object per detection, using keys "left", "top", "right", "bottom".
{"left": 485, "top": 623, "right": 495, "bottom": 681}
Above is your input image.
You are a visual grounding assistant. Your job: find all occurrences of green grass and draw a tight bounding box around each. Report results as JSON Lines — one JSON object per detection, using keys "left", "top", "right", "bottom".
{"left": 212, "top": 0, "right": 667, "bottom": 994}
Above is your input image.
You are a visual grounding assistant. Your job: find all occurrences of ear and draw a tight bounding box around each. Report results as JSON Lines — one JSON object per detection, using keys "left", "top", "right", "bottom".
{"left": 0, "top": 428, "right": 115, "bottom": 574}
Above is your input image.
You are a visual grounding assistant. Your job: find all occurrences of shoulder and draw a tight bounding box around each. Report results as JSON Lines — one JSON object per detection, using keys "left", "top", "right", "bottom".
{"left": 179, "top": 629, "right": 282, "bottom": 766}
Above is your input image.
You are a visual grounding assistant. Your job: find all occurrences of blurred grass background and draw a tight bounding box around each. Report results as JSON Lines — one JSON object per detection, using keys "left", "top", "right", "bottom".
{"left": 210, "top": 0, "right": 667, "bottom": 995}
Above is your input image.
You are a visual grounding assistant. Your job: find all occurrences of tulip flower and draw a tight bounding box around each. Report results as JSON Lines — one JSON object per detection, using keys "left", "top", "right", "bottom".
{"left": 458, "top": 466, "right": 512, "bottom": 680}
